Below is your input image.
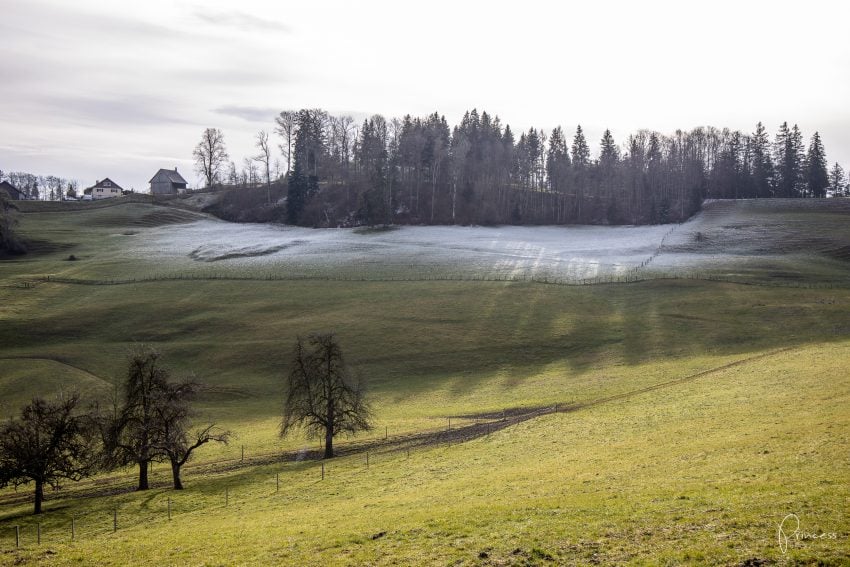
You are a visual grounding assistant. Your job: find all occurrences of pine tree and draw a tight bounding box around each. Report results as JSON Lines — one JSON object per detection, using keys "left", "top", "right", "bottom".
{"left": 546, "top": 126, "right": 570, "bottom": 193}
{"left": 791, "top": 125, "right": 806, "bottom": 196}
{"left": 804, "top": 132, "right": 829, "bottom": 198}
{"left": 751, "top": 122, "right": 773, "bottom": 197}
{"left": 571, "top": 125, "right": 590, "bottom": 167}
{"left": 286, "top": 161, "right": 307, "bottom": 225}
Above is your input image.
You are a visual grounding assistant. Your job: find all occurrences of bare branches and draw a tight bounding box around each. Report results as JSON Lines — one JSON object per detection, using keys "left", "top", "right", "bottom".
{"left": 254, "top": 130, "right": 272, "bottom": 203}
{"left": 193, "top": 128, "right": 229, "bottom": 188}
{"left": 0, "top": 392, "right": 98, "bottom": 514}
{"left": 280, "top": 333, "right": 372, "bottom": 458}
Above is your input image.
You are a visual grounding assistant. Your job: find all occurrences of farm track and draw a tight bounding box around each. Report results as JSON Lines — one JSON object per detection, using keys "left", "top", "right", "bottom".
{"left": 0, "top": 346, "right": 795, "bottom": 508}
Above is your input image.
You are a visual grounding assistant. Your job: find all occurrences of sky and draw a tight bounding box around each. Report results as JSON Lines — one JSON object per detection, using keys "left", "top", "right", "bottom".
{"left": 1, "top": 0, "right": 849, "bottom": 191}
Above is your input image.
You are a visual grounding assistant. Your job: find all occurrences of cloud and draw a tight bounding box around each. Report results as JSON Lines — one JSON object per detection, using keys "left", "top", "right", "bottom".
{"left": 194, "top": 10, "right": 290, "bottom": 32}
{"left": 213, "top": 105, "right": 281, "bottom": 123}
{"left": 36, "top": 94, "right": 193, "bottom": 126}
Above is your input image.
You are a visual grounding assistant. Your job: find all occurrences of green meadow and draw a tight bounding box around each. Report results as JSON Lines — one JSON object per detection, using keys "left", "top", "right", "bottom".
{"left": 1, "top": 200, "right": 848, "bottom": 565}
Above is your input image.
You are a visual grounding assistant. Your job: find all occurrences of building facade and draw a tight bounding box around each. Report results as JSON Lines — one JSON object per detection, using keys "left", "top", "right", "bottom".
{"left": 149, "top": 168, "right": 188, "bottom": 195}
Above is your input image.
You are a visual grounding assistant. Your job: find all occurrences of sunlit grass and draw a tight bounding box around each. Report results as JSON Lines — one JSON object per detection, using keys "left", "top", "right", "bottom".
{"left": 1, "top": 202, "right": 848, "bottom": 564}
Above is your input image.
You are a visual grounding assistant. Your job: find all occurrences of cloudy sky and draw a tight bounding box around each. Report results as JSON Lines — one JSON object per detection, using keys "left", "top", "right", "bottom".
{"left": 2, "top": 0, "right": 849, "bottom": 191}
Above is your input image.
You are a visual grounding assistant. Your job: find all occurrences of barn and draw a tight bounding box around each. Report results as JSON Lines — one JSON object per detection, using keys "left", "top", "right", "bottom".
{"left": 0, "top": 180, "right": 24, "bottom": 200}
{"left": 149, "top": 168, "right": 188, "bottom": 195}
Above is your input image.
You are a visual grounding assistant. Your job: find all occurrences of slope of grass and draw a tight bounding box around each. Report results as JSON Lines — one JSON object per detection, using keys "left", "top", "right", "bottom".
{"left": 0, "top": 201, "right": 849, "bottom": 564}
{"left": 1, "top": 341, "right": 847, "bottom": 565}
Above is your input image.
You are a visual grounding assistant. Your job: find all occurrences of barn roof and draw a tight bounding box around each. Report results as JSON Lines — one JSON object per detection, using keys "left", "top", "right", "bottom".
{"left": 0, "top": 180, "right": 24, "bottom": 199}
{"left": 150, "top": 168, "right": 188, "bottom": 184}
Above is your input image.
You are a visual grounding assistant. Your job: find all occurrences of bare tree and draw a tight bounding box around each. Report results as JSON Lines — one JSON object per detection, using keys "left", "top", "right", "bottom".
{"left": 275, "top": 110, "right": 297, "bottom": 175}
{"left": 193, "top": 128, "right": 229, "bottom": 188}
{"left": 254, "top": 130, "right": 272, "bottom": 203}
{"left": 281, "top": 333, "right": 372, "bottom": 458}
{"left": 152, "top": 381, "right": 230, "bottom": 490}
{"left": 0, "top": 393, "right": 98, "bottom": 514}
{"left": 103, "top": 348, "right": 171, "bottom": 491}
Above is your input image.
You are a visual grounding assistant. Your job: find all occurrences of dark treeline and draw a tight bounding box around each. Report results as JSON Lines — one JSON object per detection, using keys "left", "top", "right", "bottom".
{"left": 225, "top": 110, "right": 848, "bottom": 227}
{"left": 0, "top": 170, "right": 79, "bottom": 201}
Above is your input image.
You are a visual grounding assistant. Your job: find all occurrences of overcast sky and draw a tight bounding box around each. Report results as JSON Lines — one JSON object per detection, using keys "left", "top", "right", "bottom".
{"left": 2, "top": 0, "right": 849, "bottom": 191}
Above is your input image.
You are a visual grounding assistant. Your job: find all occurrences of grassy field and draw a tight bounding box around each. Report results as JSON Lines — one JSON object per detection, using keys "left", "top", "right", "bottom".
{"left": 0, "top": 201, "right": 848, "bottom": 564}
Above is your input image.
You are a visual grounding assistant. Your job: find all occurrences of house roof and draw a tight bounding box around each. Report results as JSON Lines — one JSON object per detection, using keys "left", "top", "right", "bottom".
{"left": 149, "top": 168, "right": 188, "bottom": 185}
{"left": 0, "top": 180, "right": 24, "bottom": 199}
{"left": 85, "top": 177, "right": 124, "bottom": 191}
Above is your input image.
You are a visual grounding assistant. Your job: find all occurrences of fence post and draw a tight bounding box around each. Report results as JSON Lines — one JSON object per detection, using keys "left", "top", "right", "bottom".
{"left": 276, "top": 473, "right": 280, "bottom": 492}
{"left": 15, "top": 525, "right": 19, "bottom": 548}
{"left": 241, "top": 445, "right": 244, "bottom": 462}
{"left": 37, "top": 523, "right": 41, "bottom": 545}
{"left": 385, "top": 426, "right": 388, "bottom": 440}
{"left": 321, "top": 462, "right": 325, "bottom": 480}
{"left": 113, "top": 508, "right": 118, "bottom": 532}
{"left": 71, "top": 516, "right": 75, "bottom": 541}
{"left": 168, "top": 498, "right": 172, "bottom": 520}
{"left": 366, "top": 452, "right": 369, "bottom": 469}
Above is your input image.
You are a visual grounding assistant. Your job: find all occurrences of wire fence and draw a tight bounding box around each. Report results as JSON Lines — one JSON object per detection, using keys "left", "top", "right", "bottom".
{"left": 0, "top": 404, "right": 560, "bottom": 551}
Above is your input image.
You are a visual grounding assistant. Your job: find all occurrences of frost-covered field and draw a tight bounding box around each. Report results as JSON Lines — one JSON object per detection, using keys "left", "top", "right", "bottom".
{"left": 127, "top": 221, "right": 675, "bottom": 281}
{"left": 110, "top": 199, "right": 849, "bottom": 284}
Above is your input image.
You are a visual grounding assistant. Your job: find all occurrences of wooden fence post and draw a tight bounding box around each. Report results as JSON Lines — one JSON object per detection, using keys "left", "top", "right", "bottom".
{"left": 241, "top": 445, "right": 244, "bottom": 462}
{"left": 15, "top": 525, "right": 19, "bottom": 548}
{"left": 113, "top": 508, "right": 118, "bottom": 532}
{"left": 168, "top": 498, "right": 172, "bottom": 520}
{"left": 366, "top": 452, "right": 369, "bottom": 469}
{"left": 276, "top": 473, "right": 280, "bottom": 492}
{"left": 71, "top": 517, "right": 75, "bottom": 541}
{"left": 37, "top": 523, "right": 41, "bottom": 545}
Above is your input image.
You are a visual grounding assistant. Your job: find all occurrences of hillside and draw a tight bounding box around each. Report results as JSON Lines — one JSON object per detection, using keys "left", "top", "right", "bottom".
{"left": 0, "top": 199, "right": 848, "bottom": 565}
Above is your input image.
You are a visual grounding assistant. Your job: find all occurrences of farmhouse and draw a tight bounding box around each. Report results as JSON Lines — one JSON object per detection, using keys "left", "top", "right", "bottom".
{"left": 0, "top": 180, "right": 25, "bottom": 200}
{"left": 85, "top": 178, "right": 123, "bottom": 200}
{"left": 149, "top": 168, "right": 188, "bottom": 195}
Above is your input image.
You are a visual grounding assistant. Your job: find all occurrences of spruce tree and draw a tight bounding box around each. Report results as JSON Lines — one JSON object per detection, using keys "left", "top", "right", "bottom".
{"left": 571, "top": 125, "right": 590, "bottom": 167}
{"left": 751, "top": 122, "right": 774, "bottom": 197}
{"left": 805, "top": 132, "right": 828, "bottom": 198}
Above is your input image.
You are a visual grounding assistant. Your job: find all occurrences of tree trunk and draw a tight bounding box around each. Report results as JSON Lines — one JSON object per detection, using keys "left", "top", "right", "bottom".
{"left": 34, "top": 479, "right": 44, "bottom": 514}
{"left": 324, "top": 429, "right": 334, "bottom": 459}
{"left": 138, "top": 459, "right": 150, "bottom": 490}
{"left": 170, "top": 459, "right": 183, "bottom": 490}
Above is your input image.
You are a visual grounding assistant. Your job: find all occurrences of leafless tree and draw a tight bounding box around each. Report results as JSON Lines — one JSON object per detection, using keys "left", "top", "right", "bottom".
{"left": 152, "top": 381, "right": 231, "bottom": 490}
{"left": 275, "top": 110, "right": 297, "bottom": 175}
{"left": 102, "top": 348, "right": 170, "bottom": 490}
{"left": 0, "top": 393, "right": 98, "bottom": 514}
{"left": 193, "top": 128, "right": 229, "bottom": 188}
{"left": 254, "top": 130, "right": 272, "bottom": 203}
{"left": 281, "top": 333, "right": 372, "bottom": 458}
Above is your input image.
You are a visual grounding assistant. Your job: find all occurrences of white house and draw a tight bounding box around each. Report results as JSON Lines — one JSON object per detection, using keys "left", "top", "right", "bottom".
{"left": 85, "top": 178, "right": 123, "bottom": 200}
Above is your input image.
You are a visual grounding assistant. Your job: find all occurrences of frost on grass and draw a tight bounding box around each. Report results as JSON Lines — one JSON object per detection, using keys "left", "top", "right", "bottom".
{"left": 128, "top": 221, "right": 675, "bottom": 281}
{"left": 122, "top": 199, "right": 850, "bottom": 284}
